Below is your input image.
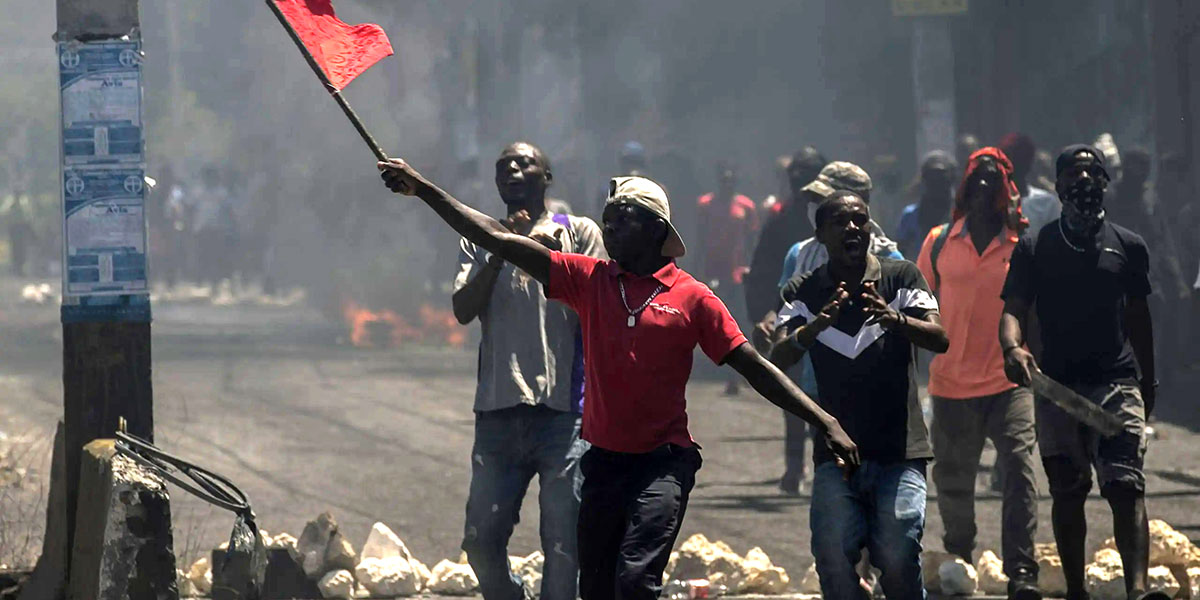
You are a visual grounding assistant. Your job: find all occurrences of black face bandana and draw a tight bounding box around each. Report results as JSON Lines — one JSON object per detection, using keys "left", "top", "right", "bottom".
{"left": 1061, "top": 176, "right": 1106, "bottom": 240}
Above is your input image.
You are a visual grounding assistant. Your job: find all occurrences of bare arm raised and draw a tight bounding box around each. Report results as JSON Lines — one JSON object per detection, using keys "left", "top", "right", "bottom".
{"left": 379, "top": 159, "right": 551, "bottom": 285}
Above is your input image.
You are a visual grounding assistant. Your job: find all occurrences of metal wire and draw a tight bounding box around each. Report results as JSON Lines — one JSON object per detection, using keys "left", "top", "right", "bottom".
{"left": 114, "top": 431, "right": 254, "bottom": 518}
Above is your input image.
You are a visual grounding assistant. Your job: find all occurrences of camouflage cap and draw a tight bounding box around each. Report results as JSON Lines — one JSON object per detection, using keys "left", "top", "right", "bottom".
{"left": 800, "top": 161, "right": 873, "bottom": 198}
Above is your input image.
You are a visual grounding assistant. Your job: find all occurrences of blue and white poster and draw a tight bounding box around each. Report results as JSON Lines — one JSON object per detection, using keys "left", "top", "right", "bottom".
{"left": 59, "top": 39, "right": 149, "bottom": 315}
{"left": 62, "top": 167, "right": 148, "bottom": 295}
{"left": 59, "top": 40, "right": 143, "bottom": 165}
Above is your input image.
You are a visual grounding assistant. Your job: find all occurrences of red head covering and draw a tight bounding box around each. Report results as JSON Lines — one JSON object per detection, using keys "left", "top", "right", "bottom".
{"left": 954, "top": 146, "right": 1027, "bottom": 232}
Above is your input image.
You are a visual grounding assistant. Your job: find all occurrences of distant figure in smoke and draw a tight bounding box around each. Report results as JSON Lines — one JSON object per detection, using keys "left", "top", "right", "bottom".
{"left": 1001, "top": 145, "right": 1167, "bottom": 600}
{"left": 895, "top": 151, "right": 957, "bottom": 260}
{"left": 744, "top": 146, "right": 827, "bottom": 328}
{"left": 1032, "top": 149, "right": 1057, "bottom": 192}
{"left": 379, "top": 156, "right": 859, "bottom": 600}
{"left": 957, "top": 132, "right": 982, "bottom": 171}
{"left": 451, "top": 141, "right": 606, "bottom": 600}
{"left": 619, "top": 140, "right": 648, "bottom": 177}
{"left": 1, "top": 191, "right": 35, "bottom": 276}
{"left": 1000, "top": 133, "right": 1060, "bottom": 235}
{"left": 596, "top": 141, "right": 650, "bottom": 217}
{"left": 697, "top": 161, "right": 760, "bottom": 395}
{"left": 1110, "top": 148, "right": 1189, "bottom": 380}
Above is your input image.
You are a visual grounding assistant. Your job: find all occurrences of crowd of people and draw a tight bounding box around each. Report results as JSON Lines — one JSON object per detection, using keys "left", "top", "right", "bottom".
{"left": 374, "top": 127, "right": 1178, "bottom": 600}
{"left": 144, "top": 164, "right": 279, "bottom": 291}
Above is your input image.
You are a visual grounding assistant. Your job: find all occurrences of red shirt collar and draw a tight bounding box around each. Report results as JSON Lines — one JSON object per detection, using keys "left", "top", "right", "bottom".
{"left": 606, "top": 259, "right": 683, "bottom": 288}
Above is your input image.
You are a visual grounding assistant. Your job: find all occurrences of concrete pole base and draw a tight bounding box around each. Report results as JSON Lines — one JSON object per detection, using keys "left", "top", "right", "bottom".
{"left": 66, "top": 439, "right": 177, "bottom": 600}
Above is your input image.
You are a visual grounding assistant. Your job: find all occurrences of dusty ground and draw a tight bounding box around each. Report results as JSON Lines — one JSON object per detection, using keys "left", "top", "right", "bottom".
{"left": 0, "top": 274, "right": 1198, "bottom": 594}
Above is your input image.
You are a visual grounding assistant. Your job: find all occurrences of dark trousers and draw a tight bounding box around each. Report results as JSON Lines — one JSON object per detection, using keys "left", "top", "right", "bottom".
{"left": 931, "top": 387, "right": 1038, "bottom": 578}
{"left": 577, "top": 444, "right": 701, "bottom": 600}
{"left": 783, "top": 410, "right": 810, "bottom": 476}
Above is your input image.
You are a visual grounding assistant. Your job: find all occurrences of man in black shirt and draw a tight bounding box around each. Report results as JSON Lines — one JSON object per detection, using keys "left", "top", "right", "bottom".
{"left": 1000, "top": 145, "right": 1161, "bottom": 600}
{"left": 771, "top": 191, "right": 948, "bottom": 600}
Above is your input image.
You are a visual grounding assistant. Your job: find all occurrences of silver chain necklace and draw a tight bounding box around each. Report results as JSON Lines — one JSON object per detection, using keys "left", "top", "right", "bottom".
{"left": 1058, "top": 218, "right": 1088, "bottom": 253}
{"left": 618, "top": 279, "right": 665, "bottom": 327}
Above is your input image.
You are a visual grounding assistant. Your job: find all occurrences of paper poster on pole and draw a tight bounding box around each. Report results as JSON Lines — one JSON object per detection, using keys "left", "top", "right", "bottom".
{"left": 59, "top": 38, "right": 150, "bottom": 309}
{"left": 59, "top": 40, "right": 143, "bottom": 165}
{"left": 62, "top": 167, "right": 148, "bottom": 295}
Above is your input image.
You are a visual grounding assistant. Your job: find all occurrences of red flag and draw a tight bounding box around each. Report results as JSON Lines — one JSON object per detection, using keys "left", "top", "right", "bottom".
{"left": 273, "top": 0, "right": 393, "bottom": 91}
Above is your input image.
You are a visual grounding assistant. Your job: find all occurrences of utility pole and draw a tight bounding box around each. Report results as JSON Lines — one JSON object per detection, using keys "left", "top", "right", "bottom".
{"left": 55, "top": 0, "right": 153, "bottom": 583}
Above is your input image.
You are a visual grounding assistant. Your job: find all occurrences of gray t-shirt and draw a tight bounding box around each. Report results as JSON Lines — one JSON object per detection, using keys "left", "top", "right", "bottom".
{"left": 455, "top": 211, "right": 606, "bottom": 413}
{"left": 1021, "top": 185, "right": 1060, "bottom": 234}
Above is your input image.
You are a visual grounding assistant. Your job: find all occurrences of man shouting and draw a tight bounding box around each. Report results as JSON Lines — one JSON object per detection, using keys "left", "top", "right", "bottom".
{"left": 379, "top": 159, "right": 858, "bottom": 600}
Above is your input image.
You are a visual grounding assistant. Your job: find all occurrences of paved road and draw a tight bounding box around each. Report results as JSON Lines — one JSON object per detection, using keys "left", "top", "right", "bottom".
{"left": 1, "top": 276, "right": 1198, "bottom": 588}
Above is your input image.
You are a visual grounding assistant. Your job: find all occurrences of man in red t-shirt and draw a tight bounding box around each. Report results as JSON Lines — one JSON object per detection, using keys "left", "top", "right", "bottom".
{"left": 697, "top": 161, "right": 760, "bottom": 291}
{"left": 697, "top": 161, "right": 760, "bottom": 395}
{"left": 379, "top": 159, "right": 858, "bottom": 600}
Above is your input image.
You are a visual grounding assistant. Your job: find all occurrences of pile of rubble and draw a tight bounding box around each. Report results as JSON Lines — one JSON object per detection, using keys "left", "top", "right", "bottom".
{"left": 918, "top": 520, "right": 1200, "bottom": 598}
{"left": 664, "top": 533, "right": 791, "bottom": 595}
{"left": 177, "top": 512, "right": 541, "bottom": 598}
{"left": 175, "top": 514, "right": 1200, "bottom": 599}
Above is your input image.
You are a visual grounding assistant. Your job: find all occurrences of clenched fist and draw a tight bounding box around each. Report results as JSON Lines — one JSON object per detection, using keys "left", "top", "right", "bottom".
{"left": 378, "top": 159, "right": 427, "bottom": 196}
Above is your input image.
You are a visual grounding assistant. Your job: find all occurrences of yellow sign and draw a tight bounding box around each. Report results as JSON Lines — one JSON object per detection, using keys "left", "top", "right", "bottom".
{"left": 892, "top": 0, "right": 968, "bottom": 16}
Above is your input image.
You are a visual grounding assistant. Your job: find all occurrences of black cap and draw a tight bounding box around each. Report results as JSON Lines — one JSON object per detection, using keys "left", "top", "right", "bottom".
{"left": 1056, "top": 144, "right": 1109, "bottom": 180}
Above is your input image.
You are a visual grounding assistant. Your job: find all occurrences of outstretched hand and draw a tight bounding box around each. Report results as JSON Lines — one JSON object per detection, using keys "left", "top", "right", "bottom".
{"left": 378, "top": 159, "right": 426, "bottom": 196}
{"left": 861, "top": 281, "right": 900, "bottom": 328}
{"left": 810, "top": 283, "right": 850, "bottom": 331}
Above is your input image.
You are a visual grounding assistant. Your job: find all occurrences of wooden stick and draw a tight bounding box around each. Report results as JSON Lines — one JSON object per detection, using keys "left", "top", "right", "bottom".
{"left": 264, "top": 0, "right": 389, "bottom": 162}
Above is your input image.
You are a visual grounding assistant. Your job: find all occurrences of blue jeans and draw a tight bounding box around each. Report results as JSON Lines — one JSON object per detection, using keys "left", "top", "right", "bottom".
{"left": 810, "top": 459, "right": 928, "bottom": 600}
{"left": 463, "top": 405, "right": 587, "bottom": 600}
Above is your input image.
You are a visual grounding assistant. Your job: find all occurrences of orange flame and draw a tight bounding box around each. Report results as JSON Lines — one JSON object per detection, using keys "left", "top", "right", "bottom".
{"left": 341, "top": 299, "right": 465, "bottom": 349}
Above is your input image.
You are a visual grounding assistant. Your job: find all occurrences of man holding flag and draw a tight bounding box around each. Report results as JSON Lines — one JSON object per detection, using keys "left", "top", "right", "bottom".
{"left": 377, "top": 160, "right": 859, "bottom": 600}
{"left": 267, "top": 3, "right": 859, "bottom": 598}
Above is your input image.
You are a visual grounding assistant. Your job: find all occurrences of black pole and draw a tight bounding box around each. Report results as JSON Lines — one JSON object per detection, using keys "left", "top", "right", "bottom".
{"left": 264, "top": 0, "right": 390, "bottom": 162}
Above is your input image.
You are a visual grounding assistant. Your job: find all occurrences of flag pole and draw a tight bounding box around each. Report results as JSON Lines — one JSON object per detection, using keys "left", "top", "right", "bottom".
{"left": 265, "top": 0, "right": 389, "bottom": 162}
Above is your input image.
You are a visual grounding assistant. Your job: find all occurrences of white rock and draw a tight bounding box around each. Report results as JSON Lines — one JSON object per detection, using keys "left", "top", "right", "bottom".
{"left": 187, "top": 556, "right": 212, "bottom": 595}
{"left": 362, "top": 522, "right": 413, "bottom": 561}
{"left": 511, "top": 551, "right": 544, "bottom": 593}
{"left": 318, "top": 569, "right": 356, "bottom": 599}
{"left": 739, "top": 547, "right": 790, "bottom": 594}
{"left": 355, "top": 556, "right": 422, "bottom": 597}
{"left": 938, "top": 558, "right": 978, "bottom": 596}
{"left": 1103, "top": 520, "right": 1200, "bottom": 569}
{"left": 668, "top": 534, "right": 747, "bottom": 591}
{"left": 1086, "top": 552, "right": 1125, "bottom": 600}
{"left": 427, "top": 558, "right": 479, "bottom": 595}
{"left": 1187, "top": 566, "right": 1200, "bottom": 597}
{"left": 976, "top": 550, "right": 1008, "bottom": 595}
{"left": 1148, "top": 565, "right": 1181, "bottom": 597}
{"left": 921, "top": 550, "right": 958, "bottom": 591}
{"left": 1036, "top": 543, "right": 1068, "bottom": 597}
{"left": 799, "top": 563, "right": 822, "bottom": 594}
{"left": 177, "top": 568, "right": 197, "bottom": 597}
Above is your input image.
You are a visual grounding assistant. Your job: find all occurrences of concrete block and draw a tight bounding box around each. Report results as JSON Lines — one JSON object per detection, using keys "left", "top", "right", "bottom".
{"left": 18, "top": 422, "right": 67, "bottom": 600}
{"left": 262, "top": 548, "right": 320, "bottom": 600}
{"left": 66, "top": 439, "right": 177, "bottom": 600}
